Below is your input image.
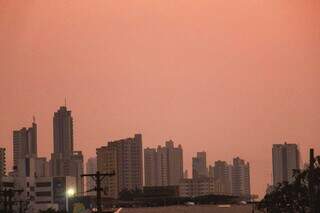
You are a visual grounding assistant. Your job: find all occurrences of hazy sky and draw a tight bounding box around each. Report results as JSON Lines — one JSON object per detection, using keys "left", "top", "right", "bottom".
{"left": 1, "top": 0, "right": 320, "bottom": 197}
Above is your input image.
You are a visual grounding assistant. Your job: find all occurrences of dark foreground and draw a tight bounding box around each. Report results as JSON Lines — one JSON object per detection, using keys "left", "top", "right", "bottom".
{"left": 120, "top": 205, "right": 262, "bottom": 213}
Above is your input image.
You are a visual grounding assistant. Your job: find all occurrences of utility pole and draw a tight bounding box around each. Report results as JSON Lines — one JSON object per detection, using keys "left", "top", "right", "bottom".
{"left": 81, "top": 171, "right": 115, "bottom": 213}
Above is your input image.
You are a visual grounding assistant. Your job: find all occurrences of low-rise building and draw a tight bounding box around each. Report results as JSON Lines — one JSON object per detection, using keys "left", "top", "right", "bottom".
{"left": 179, "top": 177, "right": 214, "bottom": 197}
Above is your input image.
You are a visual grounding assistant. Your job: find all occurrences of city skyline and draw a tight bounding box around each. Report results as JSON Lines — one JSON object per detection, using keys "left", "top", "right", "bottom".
{"left": 0, "top": 104, "right": 314, "bottom": 198}
{"left": 1, "top": 0, "right": 320, "bottom": 199}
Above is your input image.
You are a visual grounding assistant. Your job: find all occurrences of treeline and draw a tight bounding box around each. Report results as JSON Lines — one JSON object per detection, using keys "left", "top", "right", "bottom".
{"left": 258, "top": 150, "right": 320, "bottom": 213}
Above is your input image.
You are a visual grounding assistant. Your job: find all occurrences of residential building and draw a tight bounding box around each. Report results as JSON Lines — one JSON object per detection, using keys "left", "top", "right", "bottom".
{"left": 272, "top": 143, "right": 300, "bottom": 185}
{"left": 13, "top": 119, "right": 37, "bottom": 171}
{"left": 183, "top": 170, "right": 189, "bottom": 179}
{"left": 86, "top": 157, "right": 97, "bottom": 195}
{"left": 192, "top": 151, "right": 208, "bottom": 179}
{"left": 231, "top": 157, "right": 251, "bottom": 197}
{"left": 97, "top": 134, "right": 143, "bottom": 198}
{"left": 36, "top": 157, "right": 50, "bottom": 177}
{"left": 213, "top": 160, "right": 232, "bottom": 195}
{"left": 208, "top": 165, "right": 214, "bottom": 178}
{"left": 144, "top": 148, "right": 158, "bottom": 186}
{"left": 144, "top": 140, "right": 183, "bottom": 187}
{"left": 179, "top": 177, "right": 215, "bottom": 197}
{"left": 50, "top": 106, "right": 84, "bottom": 193}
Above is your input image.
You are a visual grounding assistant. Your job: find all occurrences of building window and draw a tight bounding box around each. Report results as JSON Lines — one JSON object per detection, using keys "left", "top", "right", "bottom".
{"left": 36, "top": 182, "right": 52, "bottom": 187}
{"left": 36, "top": 191, "right": 51, "bottom": 197}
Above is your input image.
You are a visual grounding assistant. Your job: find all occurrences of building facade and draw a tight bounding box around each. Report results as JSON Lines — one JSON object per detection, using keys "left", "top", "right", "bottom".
{"left": 13, "top": 120, "right": 37, "bottom": 171}
{"left": 192, "top": 151, "right": 208, "bottom": 179}
{"left": 50, "top": 106, "right": 84, "bottom": 193}
{"left": 86, "top": 157, "right": 97, "bottom": 195}
{"left": 144, "top": 140, "right": 183, "bottom": 187}
{"left": 231, "top": 157, "right": 251, "bottom": 197}
{"left": 212, "top": 160, "right": 232, "bottom": 195}
{"left": 272, "top": 143, "right": 300, "bottom": 185}
{"left": 97, "top": 134, "right": 143, "bottom": 198}
{"left": 179, "top": 177, "right": 215, "bottom": 197}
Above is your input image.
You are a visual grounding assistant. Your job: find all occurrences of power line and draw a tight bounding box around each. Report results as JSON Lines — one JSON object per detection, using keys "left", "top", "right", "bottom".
{"left": 81, "top": 171, "right": 115, "bottom": 213}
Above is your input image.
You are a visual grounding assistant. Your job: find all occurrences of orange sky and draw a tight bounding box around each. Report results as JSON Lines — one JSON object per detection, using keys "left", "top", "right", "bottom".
{"left": 0, "top": 0, "right": 320, "bottom": 197}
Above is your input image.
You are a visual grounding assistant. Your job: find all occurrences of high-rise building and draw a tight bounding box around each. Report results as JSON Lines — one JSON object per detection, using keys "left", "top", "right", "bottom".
{"left": 144, "top": 140, "right": 183, "bottom": 187}
{"left": 272, "top": 143, "right": 300, "bottom": 185}
{"left": 183, "top": 170, "right": 189, "bottom": 179}
{"left": 86, "top": 157, "right": 97, "bottom": 195}
{"left": 208, "top": 165, "right": 214, "bottom": 178}
{"left": 13, "top": 120, "right": 37, "bottom": 170}
{"left": 213, "top": 160, "right": 232, "bottom": 195}
{"left": 231, "top": 157, "right": 251, "bottom": 197}
{"left": 144, "top": 148, "right": 158, "bottom": 186}
{"left": 0, "top": 148, "right": 5, "bottom": 177}
{"left": 166, "top": 141, "right": 184, "bottom": 186}
{"left": 97, "top": 145, "right": 118, "bottom": 198}
{"left": 97, "top": 134, "right": 143, "bottom": 198}
{"left": 50, "top": 106, "right": 84, "bottom": 193}
{"left": 192, "top": 151, "right": 208, "bottom": 179}
{"left": 35, "top": 157, "right": 50, "bottom": 177}
{"left": 12, "top": 119, "right": 50, "bottom": 179}
{"left": 53, "top": 106, "right": 73, "bottom": 154}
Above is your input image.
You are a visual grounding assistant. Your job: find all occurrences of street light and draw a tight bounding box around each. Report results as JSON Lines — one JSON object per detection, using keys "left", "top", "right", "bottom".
{"left": 66, "top": 188, "right": 75, "bottom": 213}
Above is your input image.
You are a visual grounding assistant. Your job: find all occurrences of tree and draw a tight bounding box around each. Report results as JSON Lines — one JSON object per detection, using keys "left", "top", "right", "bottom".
{"left": 258, "top": 155, "right": 320, "bottom": 212}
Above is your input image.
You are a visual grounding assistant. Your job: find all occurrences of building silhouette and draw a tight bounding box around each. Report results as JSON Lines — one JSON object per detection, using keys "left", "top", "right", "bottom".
{"left": 272, "top": 143, "right": 300, "bottom": 185}
{"left": 144, "top": 140, "right": 183, "bottom": 187}
{"left": 212, "top": 160, "right": 232, "bottom": 195}
{"left": 97, "top": 134, "right": 143, "bottom": 198}
{"left": 86, "top": 157, "right": 97, "bottom": 195}
{"left": 192, "top": 151, "right": 208, "bottom": 179}
{"left": 179, "top": 177, "right": 215, "bottom": 197}
{"left": 50, "top": 106, "right": 84, "bottom": 193}
{"left": 0, "top": 148, "right": 5, "bottom": 177}
{"left": 231, "top": 157, "right": 251, "bottom": 197}
{"left": 13, "top": 120, "right": 37, "bottom": 170}
{"left": 183, "top": 169, "right": 189, "bottom": 179}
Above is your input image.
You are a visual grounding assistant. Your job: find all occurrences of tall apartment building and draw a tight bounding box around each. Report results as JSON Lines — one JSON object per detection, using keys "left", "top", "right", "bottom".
{"left": 231, "top": 157, "right": 251, "bottom": 197}
{"left": 13, "top": 120, "right": 37, "bottom": 170}
{"left": 272, "top": 143, "right": 300, "bottom": 185}
{"left": 208, "top": 165, "right": 214, "bottom": 178}
{"left": 0, "top": 148, "right": 5, "bottom": 177}
{"left": 50, "top": 106, "right": 84, "bottom": 193}
{"left": 212, "top": 160, "right": 232, "bottom": 195}
{"left": 86, "top": 157, "right": 97, "bottom": 195}
{"left": 144, "top": 140, "right": 183, "bottom": 187}
{"left": 97, "top": 134, "right": 143, "bottom": 198}
{"left": 192, "top": 151, "right": 208, "bottom": 179}
{"left": 36, "top": 157, "right": 50, "bottom": 177}
{"left": 144, "top": 148, "right": 159, "bottom": 186}
{"left": 183, "top": 170, "right": 189, "bottom": 179}
{"left": 97, "top": 145, "right": 118, "bottom": 198}
{"left": 12, "top": 120, "right": 50, "bottom": 179}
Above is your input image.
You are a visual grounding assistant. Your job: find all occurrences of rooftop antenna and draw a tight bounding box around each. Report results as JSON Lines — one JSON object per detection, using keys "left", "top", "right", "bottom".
{"left": 64, "top": 97, "right": 67, "bottom": 107}
{"left": 32, "top": 115, "right": 36, "bottom": 123}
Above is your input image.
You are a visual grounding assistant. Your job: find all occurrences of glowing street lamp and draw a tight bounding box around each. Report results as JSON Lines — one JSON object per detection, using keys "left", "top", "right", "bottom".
{"left": 66, "top": 188, "right": 75, "bottom": 213}
{"left": 67, "top": 188, "right": 75, "bottom": 197}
